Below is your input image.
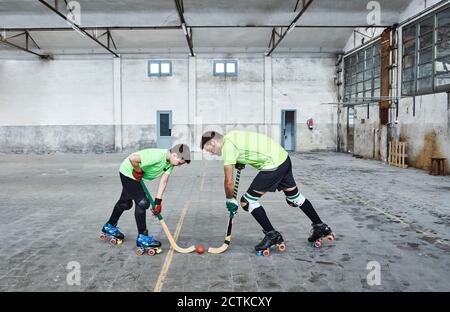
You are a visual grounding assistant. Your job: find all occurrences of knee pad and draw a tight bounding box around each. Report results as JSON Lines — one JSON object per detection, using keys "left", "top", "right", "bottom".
{"left": 240, "top": 193, "right": 261, "bottom": 213}
{"left": 136, "top": 197, "right": 150, "bottom": 211}
{"left": 285, "top": 192, "right": 306, "bottom": 207}
{"left": 117, "top": 200, "right": 133, "bottom": 211}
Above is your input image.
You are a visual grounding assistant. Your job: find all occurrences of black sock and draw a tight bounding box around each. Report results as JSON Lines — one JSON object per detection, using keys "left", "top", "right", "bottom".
{"left": 251, "top": 206, "right": 275, "bottom": 232}
{"left": 135, "top": 206, "right": 147, "bottom": 235}
{"left": 299, "top": 199, "right": 322, "bottom": 224}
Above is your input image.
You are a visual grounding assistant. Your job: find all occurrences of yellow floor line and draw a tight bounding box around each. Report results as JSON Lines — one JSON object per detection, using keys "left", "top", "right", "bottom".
{"left": 199, "top": 172, "right": 206, "bottom": 191}
{"left": 153, "top": 200, "right": 191, "bottom": 292}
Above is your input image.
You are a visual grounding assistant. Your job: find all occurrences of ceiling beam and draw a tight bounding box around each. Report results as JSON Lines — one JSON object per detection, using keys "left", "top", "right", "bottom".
{"left": 174, "top": 0, "right": 194, "bottom": 56}
{"left": 38, "top": 0, "right": 120, "bottom": 57}
{"left": 0, "top": 37, "right": 48, "bottom": 58}
{"left": 2, "top": 25, "right": 391, "bottom": 32}
{"left": 267, "top": 0, "right": 315, "bottom": 56}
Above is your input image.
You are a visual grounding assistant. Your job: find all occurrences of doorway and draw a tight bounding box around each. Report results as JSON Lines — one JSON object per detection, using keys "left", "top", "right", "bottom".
{"left": 281, "top": 110, "right": 296, "bottom": 151}
{"left": 157, "top": 111, "right": 172, "bottom": 149}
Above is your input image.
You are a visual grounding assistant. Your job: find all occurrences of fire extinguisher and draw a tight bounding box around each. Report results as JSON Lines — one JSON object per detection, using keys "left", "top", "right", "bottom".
{"left": 307, "top": 118, "right": 314, "bottom": 130}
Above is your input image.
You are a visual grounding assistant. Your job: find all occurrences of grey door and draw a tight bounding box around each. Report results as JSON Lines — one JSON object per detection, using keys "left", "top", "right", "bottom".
{"left": 157, "top": 111, "right": 172, "bottom": 149}
{"left": 281, "top": 110, "right": 296, "bottom": 151}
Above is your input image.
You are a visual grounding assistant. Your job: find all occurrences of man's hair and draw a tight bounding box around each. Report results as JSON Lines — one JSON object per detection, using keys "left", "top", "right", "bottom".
{"left": 170, "top": 144, "right": 191, "bottom": 164}
{"left": 200, "top": 131, "right": 223, "bottom": 149}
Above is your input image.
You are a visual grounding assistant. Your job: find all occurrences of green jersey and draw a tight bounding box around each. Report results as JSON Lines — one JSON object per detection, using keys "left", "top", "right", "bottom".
{"left": 119, "top": 148, "right": 173, "bottom": 181}
{"left": 221, "top": 131, "right": 288, "bottom": 170}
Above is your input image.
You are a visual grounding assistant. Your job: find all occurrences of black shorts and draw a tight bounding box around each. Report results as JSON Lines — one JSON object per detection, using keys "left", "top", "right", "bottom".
{"left": 248, "top": 156, "right": 296, "bottom": 192}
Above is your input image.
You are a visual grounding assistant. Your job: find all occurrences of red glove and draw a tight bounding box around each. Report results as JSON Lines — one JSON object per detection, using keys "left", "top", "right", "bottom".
{"left": 132, "top": 169, "right": 144, "bottom": 182}
{"left": 153, "top": 198, "right": 162, "bottom": 216}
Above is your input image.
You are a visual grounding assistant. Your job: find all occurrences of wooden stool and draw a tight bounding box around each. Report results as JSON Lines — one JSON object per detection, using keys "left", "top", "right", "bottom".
{"left": 429, "top": 157, "right": 446, "bottom": 176}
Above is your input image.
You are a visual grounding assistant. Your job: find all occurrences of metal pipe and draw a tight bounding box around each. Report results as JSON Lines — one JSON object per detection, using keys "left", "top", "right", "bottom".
{"left": 267, "top": 0, "right": 315, "bottom": 56}
{"left": 38, "top": 0, "right": 119, "bottom": 57}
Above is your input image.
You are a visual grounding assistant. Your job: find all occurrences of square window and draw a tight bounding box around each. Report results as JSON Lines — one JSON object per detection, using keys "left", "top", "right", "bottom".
{"left": 437, "top": 8, "right": 450, "bottom": 27}
{"left": 214, "top": 60, "right": 238, "bottom": 76}
{"left": 417, "top": 76, "right": 433, "bottom": 92}
{"left": 419, "top": 17, "right": 434, "bottom": 35}
{"left": 215, "top": 62, "right": 225, "bottom": 74}
{"left": 418, "top": 62, "right": 433, "bottom": 78}
{"left": 148, "top": 60, "right": 173, "bottom": 77}
{"left": 435, "top": 56, "right": 450, "bottom": 74}
{"left": 150, "top": 63, "right": 160, "bottom": 75}
{"left": 435, "top": 72, "right": 450, "bottom": 87}
{"left": 226, "top": 62, "right": 236, "bottom": 74}
{"left": 161, "top": 62, "right": 171, "bottom": 75}
{"left": 403, "top": 25, "right": 416, "bottom": 42}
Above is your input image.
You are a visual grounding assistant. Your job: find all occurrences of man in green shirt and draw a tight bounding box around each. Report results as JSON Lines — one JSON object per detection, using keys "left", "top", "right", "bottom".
{"left": 201, "top": 130, "right": 333, "bottom": 252}
{"left": 100, "top": 144, "right": 191, "bottom": 252}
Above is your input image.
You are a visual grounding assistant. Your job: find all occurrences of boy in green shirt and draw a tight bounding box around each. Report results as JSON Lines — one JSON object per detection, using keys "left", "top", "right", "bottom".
{"left": 201, "top": 130, "right": 333, "bottom": 252}
{"left": 100, "top": 144, "right": 191, "bottom": 252}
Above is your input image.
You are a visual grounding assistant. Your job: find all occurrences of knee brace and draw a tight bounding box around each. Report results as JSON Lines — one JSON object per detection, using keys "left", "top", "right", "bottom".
{"left": 284, "top": 187, "right": 306, "bottom": 207}
{"left": 116, "top": 200, "right": 133, "bottom": 211}
{"left": 135, "top": 197, "right": 150, "bottom": 211}
{"left": 240, "top": 191, "right": 261, "bottom": 213}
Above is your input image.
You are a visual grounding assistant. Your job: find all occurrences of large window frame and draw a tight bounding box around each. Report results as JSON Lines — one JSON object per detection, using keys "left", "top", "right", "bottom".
{"left": 343, "top": 39, "right": 381, "bottom": 103}
{"left": 401, "top": 4, "right": 450, "bottom": 96}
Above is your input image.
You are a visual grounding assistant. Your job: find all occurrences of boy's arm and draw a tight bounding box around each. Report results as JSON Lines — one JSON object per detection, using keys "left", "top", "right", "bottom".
{"left": 224, "top": 165, "right": 234, "bottom": 199}
{"left": 156, "top": 172, "right": 170, "bottom": 199}
{"left": 129, "top": 154, "right": 143, "bottom": 173}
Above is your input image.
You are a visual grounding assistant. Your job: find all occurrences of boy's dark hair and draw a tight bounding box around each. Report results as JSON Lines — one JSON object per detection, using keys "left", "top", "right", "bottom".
{"left": 200, "top": 131, "right": 223, "bottom": 149}
{"left": 170, "top": 144, "right": 191, "bottom": 164}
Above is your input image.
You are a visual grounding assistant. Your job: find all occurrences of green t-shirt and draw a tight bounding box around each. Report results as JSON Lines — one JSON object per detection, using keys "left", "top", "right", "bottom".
{"left": 221, "top": 131, "right": 288, "bottom": 170}
{"left": 119, "top": 148, "right": 173, "bottom": 181}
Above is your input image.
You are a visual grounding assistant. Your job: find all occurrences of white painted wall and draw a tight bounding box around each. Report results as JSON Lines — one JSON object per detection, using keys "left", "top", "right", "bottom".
{"left": 272, "top": 57, "right": 338, "bottom": 151}
{"left": 0, "top": 59, "right": 113, "bottom": 125}
{"left": 0, "top": 53, "right": 338, "bottom": 153}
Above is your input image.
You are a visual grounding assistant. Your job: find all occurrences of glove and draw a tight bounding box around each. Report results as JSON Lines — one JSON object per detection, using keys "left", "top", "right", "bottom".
{"left": 235, "top": 163, "right": 245, "bottom": 170}
{"left": 132, "top": 169, "right": 144, "bottom": 182}
{"left": 226, "top": 198, "right": 239, "bottom": 217}
{"left": 153, "top": 198, "right": 162, "bottom": 216}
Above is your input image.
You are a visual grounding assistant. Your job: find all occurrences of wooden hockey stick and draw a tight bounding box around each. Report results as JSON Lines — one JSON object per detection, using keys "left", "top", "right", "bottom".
{"left": 208, "top": 167, "right": 242, "bottom": 254}
{"left": 140, "top": 181, "right": 196, "bottom": 254}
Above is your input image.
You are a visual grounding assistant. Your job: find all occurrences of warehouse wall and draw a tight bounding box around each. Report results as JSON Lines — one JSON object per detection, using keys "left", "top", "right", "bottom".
{"left": 0, "top": 59, "right": 114, "bottom": 153}
{"left": 339, "top": 0, "right": 450, "bottom": 173}
{"left": 0, "top": 54, "right": 337, "bottom": 154}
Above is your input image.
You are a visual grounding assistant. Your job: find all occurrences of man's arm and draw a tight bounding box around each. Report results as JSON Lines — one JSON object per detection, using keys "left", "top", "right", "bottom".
{"left": 129, "top": 154, "right": 143, "bottom": 173}
{"left": 156, "top": 172, "right": 170, "bottom": 199}
{"left": 224, "top": 165, "right": 234, "bottom": 199}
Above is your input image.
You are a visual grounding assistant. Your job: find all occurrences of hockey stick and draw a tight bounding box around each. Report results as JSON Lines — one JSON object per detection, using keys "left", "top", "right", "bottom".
{"left": 208, "top": 167, "right": 242, "bottom": 254}
{"left": 140, "top": 180, "right": 196, "bottom": 253}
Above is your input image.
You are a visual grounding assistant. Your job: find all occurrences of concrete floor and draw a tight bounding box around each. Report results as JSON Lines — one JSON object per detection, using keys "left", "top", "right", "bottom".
{"left": 0, "top": 151, "right": 449, "bottom": 292}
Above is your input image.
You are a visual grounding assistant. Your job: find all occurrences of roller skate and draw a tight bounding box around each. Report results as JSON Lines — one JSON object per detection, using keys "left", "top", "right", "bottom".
{"left": 308, "top": 223, "right": 335, "bottom": 248}
{"left": 100, "top": 223, "right": 125, "bottom": 245}
{"left": 136, "top": 231, "right": 162, "bottom": 256}
{"left": 255, "top": 230, "right": 286, "bottom": 256}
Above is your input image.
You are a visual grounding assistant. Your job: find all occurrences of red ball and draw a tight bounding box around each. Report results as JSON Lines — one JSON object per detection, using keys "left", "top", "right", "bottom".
{"left": 196, "top": 245, "right": 204, "bottom": 254}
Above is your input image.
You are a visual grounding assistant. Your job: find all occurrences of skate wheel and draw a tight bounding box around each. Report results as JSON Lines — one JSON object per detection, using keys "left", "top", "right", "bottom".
{"left": 147, "top": 249, "right": 156, "bottom": 256}
{"left": 136, "top": 248, "right": 144, "bottom": 256}
{"left": 110, "top": 238, "right": 117, "bottom": 245}
{"left": 314, "top": 240, "right": 322, "bottom": 248}
{"left": 327, "top": 233, "right": 335, "bottom": 242}
{"left": 99, "top": 233, "right": 106, "bottom": 241}
{"left": 278, "top": 243, "right": 286, "bottom": 252}
{"left": 262, "top": 249, "right": 270, "bottom": 257}
{"left": 256, "top": 251, "right": 263, "bottom": 256}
